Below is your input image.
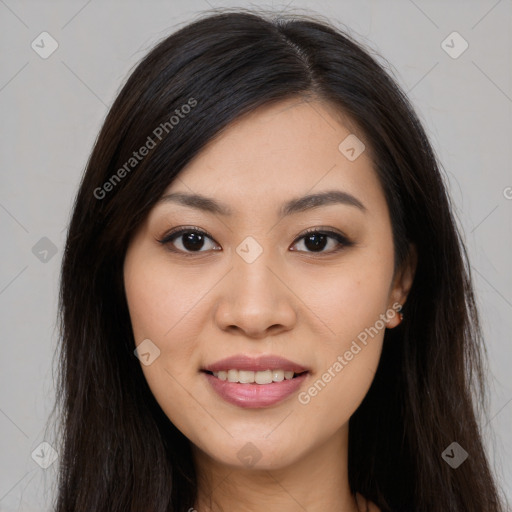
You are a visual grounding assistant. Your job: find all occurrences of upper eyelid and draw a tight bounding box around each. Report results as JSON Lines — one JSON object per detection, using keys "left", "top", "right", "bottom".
{"left": 159, "top": 226, "right": 215, "bottom": 243}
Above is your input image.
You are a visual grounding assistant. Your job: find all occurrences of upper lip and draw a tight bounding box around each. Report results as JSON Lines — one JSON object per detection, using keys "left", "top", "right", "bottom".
{"left": 202, "top": 354, "right": 309, "bottom": 373}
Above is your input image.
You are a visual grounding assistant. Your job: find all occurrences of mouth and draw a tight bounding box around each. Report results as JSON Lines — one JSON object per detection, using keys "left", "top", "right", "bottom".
{"left": 201, "top": 369, "right": 308, "bottom": 384}
{"left": 201, "top": 354, "right": 310, "bottom": 408}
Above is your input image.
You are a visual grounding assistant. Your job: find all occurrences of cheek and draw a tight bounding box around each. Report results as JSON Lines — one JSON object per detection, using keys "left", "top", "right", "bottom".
{"left": 123, "top": 251, "right": 212, "bottom": 410}
{"left": 292, "top": 249, "right": 393, "bottom": 420}
{"left": 296, "top": 293, "right": 386, "bottom": 439}
{"left": 124, "top": 253, "right": 210, "bottom": 435}
{"left": 294, "top": 249, "right": 394, "bottom": 348}
{"left": 124, "top": 252, "right": 209, "bottom": 349}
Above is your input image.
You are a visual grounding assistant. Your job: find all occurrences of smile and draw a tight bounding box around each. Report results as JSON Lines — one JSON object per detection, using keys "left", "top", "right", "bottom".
{"left": 201, "top": 354, "right": 310, "bottom": 408}
{"left": 207, "top": 369, "right": 306, "bottom": 384}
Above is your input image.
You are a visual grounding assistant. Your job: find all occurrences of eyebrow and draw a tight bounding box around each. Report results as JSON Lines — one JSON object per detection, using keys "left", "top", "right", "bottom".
{"left": 157, "top": 189, "right": 366, "bottom": 217}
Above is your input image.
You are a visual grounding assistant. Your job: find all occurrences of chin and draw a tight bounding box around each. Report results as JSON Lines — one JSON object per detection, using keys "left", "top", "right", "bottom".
{"left": 194, "top": 434, "right": 303, "bottom": 471}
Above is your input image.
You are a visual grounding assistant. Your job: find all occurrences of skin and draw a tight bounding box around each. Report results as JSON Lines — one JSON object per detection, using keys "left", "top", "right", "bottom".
{"left": 123, "top": 96, "right": 416, "bottom": 512}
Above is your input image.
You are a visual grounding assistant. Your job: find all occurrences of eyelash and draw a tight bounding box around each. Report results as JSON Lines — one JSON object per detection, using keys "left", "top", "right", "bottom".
{"left": 156, "top": 226, "right": 353, "bottom": 256}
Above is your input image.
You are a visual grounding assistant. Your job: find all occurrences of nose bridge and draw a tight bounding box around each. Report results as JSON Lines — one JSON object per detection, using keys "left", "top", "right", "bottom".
{"left": 214, "top": 234, "right": 296, "bottom": 335}
{"left": 232, "top": 234, "right": 280, "bottom": 303}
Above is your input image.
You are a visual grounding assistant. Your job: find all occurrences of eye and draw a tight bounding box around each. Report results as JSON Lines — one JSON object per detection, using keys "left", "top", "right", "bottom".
{"left": 157, "top": 227, "right": 220, "bottom": 254}
{"left": 157, "top": 226, "right": 352, "bottom": 256}
{"left": 291, "top": 228, "right": 352, "bottom": 254}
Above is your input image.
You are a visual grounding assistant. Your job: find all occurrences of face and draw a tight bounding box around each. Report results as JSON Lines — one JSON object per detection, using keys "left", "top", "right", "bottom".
{"left": 123, "top": 97, "right": 414, "bottom": 472}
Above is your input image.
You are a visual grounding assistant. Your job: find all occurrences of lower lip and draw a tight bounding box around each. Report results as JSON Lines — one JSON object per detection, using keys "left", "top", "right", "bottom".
{"left": 203, "top": 372, "right": 308, "bottom": 408}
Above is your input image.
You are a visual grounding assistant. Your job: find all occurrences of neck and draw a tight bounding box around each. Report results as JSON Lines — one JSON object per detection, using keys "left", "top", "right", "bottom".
{"left": 192, "top": 425, "right": 359, "bottom": 512}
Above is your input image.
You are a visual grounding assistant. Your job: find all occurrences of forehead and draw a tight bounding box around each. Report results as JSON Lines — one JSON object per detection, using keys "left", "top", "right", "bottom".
{"left": 158, "top": 97, "right": 384, "bottom": 218}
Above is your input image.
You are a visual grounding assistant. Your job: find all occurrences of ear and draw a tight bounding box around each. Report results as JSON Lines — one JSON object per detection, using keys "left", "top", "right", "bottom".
{"left": 386, "top": 243, "right": 417, "bottom": 328}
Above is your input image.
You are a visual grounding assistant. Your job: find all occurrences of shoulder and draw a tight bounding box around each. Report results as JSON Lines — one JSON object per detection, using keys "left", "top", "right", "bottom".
{"left": 355, "top": 492, "right": 381, "bottom": 512}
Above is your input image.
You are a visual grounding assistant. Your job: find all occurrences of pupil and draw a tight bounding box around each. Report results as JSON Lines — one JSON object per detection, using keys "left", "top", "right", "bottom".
{"left": 183, "top": 232, "right": 204, "bottom": 251}
{"left": 305, "top": 233, "right": 327, "bottom": 252}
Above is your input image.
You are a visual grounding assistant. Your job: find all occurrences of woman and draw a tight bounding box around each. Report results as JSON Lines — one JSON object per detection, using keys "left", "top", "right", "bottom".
{"left": 49, "top": 8, "right": 506, "bottom": 512}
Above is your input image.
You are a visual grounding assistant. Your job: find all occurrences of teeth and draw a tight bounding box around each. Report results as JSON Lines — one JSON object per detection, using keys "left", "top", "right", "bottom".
{"left": 272, "top": 369, "right": 284, "bottom": 382}
{"left": 212, "top": 369, "right": 302, "bottom": 384}
{"left": 255, "top": 370, "right": 272, "bottom": 384}
{"left": 239, "top": 370, "right": 254, "bottom": 383}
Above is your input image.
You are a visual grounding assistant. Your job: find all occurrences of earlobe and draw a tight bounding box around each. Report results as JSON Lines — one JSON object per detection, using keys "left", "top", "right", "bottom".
{"left": 386, "top": 244, "right": 417, "bottom": 328}
{"left": 386, "top": 303, "right": 404, "bottom": 328}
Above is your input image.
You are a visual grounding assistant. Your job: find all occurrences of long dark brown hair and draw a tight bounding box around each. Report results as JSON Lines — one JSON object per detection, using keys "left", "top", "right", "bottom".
{"left": 46, "top": 7, "right": 506, "bottom": 511}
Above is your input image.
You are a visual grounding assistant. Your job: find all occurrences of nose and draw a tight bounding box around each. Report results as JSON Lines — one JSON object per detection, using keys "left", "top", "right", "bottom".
{"left": 213, "top": 249, "right": 297, "bottom": 339}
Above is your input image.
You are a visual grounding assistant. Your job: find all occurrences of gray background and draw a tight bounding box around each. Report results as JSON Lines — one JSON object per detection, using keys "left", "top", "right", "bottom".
{"left": 0, "top": 0, "right": 511, "bottom": 510}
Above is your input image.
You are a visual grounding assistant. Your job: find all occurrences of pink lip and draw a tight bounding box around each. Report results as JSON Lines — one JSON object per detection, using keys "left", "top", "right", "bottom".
{"left": 203, "top": 372, "right": 308, "bottom": 408}
{"left": 202, "top": 354, "right": 308, "bottom": 373}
